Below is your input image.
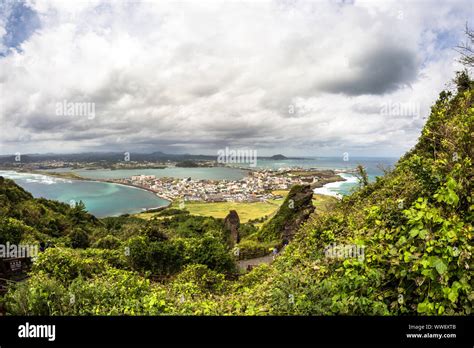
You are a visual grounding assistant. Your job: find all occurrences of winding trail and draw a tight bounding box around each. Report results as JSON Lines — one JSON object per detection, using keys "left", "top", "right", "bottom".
{"left": 237, "top": 254, "right": 276, "bottom": 271}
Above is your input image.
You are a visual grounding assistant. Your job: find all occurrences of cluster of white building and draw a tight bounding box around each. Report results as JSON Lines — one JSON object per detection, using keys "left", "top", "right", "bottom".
{"left": 116, "top": 169, "right": 321, "bottom": 203}
{"left": 248, "top": 170, "right": 318, "bottom": 190}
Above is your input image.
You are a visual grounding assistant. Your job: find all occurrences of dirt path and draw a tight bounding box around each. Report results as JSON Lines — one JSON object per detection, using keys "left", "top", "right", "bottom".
{"left": 237, "top": 254, "right": 275, "bottom": 271}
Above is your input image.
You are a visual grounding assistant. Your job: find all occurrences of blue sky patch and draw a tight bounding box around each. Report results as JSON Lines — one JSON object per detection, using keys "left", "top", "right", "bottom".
{"left": 1, "top": 0, "right": 40, "bottom": 55}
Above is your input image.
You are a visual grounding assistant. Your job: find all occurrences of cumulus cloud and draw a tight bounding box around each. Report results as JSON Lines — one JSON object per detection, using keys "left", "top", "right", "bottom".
{"left": 0, "top": 0, "right": 471, "bottom": 157}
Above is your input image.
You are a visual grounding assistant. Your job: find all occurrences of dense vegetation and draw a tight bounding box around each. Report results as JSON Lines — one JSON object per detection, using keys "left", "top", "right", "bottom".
{"left": 229, "top": 73, "right": 472, "bottom": 315}
{"left": 258, "top": 184, "right": 315, "bottom": 243}
{"left": 0, "top": 73, "right": 472, "bottom": 316}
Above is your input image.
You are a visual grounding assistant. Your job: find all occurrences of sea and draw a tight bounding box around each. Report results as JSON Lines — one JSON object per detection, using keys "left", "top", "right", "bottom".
{"left": 0, "top": 170, "right": 169, "bottom": 217}
{"left": 43, "top": 166, "right": 249, "bottom": 181}
{"left": 0, "top": 157, "right": 398, "bottom": 217}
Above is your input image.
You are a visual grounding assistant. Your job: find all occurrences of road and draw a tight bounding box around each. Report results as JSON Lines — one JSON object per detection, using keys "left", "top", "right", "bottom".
{"left": 237, "top": 254, "right": 275, "bottom": 271}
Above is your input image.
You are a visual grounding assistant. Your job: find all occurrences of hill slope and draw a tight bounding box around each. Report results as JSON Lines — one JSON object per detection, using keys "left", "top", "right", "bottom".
{"left": 222, "top": 81, "right": 473, "bottom": 315}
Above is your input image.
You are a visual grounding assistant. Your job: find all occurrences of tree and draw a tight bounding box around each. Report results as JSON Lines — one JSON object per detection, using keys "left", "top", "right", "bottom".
{"left": 453, "top": 70, "right": 472, "bottom": 92}
{"left": 456, "top": 23, "right": 474, "bottom": 67}
{"left": 143, "top": 223, "right": 168, "bottom": 242}
{"left": 70, "top": 201, "right": 90, "bottom": 225}
{"left": 69, "top": 229, "right": 90, "bottom": 249}
{"left": 355, "top": 164, "right": 369, "bottom": 187}
{"left": 0, "top": 217, "right": 32, "bottom": 245}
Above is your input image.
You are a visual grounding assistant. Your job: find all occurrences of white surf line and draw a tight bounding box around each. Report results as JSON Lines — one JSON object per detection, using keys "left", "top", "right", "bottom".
{"left": 0, "top": 170, "right": 73, "bottom": 184}
{"left": 313, "top": 173, "right": 358, "bottom": 198}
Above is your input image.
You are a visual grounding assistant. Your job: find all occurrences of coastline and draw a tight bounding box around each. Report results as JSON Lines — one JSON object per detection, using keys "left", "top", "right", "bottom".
{"left": 26, "top": 169, "right": 170, "bottom": 201}
{"left": 36, "top": 166, "right": 348, "bottom": 199}
{"left": 313, "top": 173, "right": 358, "bottom": 198}
{"left": 42, "top": 171, "right": 173, "bottom": 206}
{"left": 99, "top": 179, "right": 173, "bottom": 204}
{"left": 0, "top": 170, "right": 171, "bottom": 215}
{"left": 0, "top": 168, "right": 357, "bottom": 215}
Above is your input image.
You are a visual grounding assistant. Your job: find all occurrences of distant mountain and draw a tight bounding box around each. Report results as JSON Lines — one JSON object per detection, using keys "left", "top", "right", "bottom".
{"left": 0, "top": 151, "right": 302, "bottom": 164}
{"left": 175, "top": 160, "right": 201, "bottom": 168}
{"left": 0, "top": 152, "right": 217, "bottom": 164}
{"left": 270, "top": 154, "right": 288, "bottom": 160}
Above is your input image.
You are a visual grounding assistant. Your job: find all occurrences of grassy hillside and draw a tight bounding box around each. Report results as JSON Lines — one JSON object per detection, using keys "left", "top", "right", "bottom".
{"left": 137, "top": 200, "right": 281, "bottom": 223}
{"left": 218, "top": 78, "right": 473, "bottom": 315}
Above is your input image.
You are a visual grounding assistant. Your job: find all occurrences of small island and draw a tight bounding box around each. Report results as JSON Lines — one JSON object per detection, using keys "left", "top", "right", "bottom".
{"left": 270, "top": 154, "right": 288, "bottom": 160}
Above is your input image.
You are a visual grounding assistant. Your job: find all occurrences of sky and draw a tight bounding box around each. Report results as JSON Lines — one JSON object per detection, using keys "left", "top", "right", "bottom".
{"left": 0, "top": 0, "right": 472, "bottom": 157}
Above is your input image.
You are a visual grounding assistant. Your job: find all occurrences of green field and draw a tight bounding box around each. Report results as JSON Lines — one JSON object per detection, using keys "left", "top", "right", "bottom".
{"left": 136, "top": 192, "right": 338, "bottom": 222}
{"left": 186, "top": 201, "right": 282, "bottom": 222}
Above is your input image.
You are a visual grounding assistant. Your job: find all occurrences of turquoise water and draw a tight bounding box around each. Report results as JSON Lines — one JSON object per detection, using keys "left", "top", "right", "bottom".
{"left": 46, "top": 157, "right": 397, "bottom": 182}
{"left": 1, "top": 157, "right": 398, "bottom": 217}
{"left": 45, "top": 167, "right": 249, "bottom": 181}
{"left": 0, "top": 171, "right": 169, "bottom": 217}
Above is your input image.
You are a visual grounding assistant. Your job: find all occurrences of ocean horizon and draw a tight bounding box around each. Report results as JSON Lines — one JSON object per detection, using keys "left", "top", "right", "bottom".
{"left": 0, "top": 156, "right": 398, "bottom": 217}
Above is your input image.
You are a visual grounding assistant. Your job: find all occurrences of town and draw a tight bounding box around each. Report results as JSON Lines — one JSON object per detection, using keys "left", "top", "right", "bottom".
{"left": 109, "top": 168, "right": 346, "bottom": 203}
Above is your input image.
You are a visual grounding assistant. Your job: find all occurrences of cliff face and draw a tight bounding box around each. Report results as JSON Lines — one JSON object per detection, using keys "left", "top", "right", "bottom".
{"left": 224, "top": 210, "right": 240, "bottom": 245}
{"left": 258, "top": 184, "right": 315, "bottom": 243}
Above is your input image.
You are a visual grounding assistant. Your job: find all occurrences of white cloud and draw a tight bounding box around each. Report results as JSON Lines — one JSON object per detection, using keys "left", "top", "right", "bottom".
{"left": 0, "top": 0, "right": 471, "bottom": 157}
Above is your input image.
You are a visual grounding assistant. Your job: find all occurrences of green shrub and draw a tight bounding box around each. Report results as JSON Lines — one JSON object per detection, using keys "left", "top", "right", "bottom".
{"left": 171, "top": 264, "right": 227, "bottom": 295}
{"left": 93, "top": 235, "right": 122, "bottom": 249}
{"left": 68, "top": 229, "right": 90, "bottom": 249}
{"left": 32, "top": 247, "right": 107, "bottom": 284}
{"left": 0, "top": 217, "right": 33, "bottom": 244}
{"left": 3, "top": 273, "right": 68, "bottom": 315}
{"left": 236, "top": 239, "right": 276, "bottom": 260}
